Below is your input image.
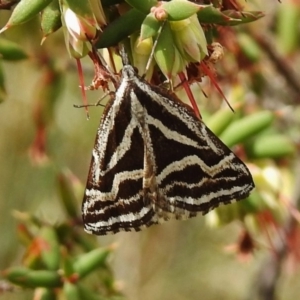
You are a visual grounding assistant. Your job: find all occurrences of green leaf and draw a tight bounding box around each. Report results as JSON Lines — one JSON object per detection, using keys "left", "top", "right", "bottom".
{"left": 238, "top": 33, "right": 262, "bottom": 62}
{"left": 0, "top": 0, "right": 52, "bottom": 32}
{"left": 63, "top": 282, "right": 81, "bottom": 300}
{"left": 96, "top": 8, "right": 145, "bottom": 48}
{"left": 162, "top": 0, "right": 205, "bottom": 21}
{"left": 0, "top": 61, "right": 6, "bottom": 103}
{"left": 276, "top": 3, "right": 299, "bottom": 54}
{"left": 58, "top": 171, "right": 80, "bottom": 219}
{"left": 220, "top": 111, "right": 274, "bottom": 148}
{"left": 197, "top": 6, "right": 231, "bottom": 24}
{"left": 4, "top": 267, "right": 62, "bottom": 288}
{"left": 102, "top": 0, "right": 122, "bottom": 7}
{"left": 197, "top": 8, "right": 264, "bottom": 26}
{"left": 39, "top": 226, "right": 60, "bottom": 271}
{"left": 0, "top": 38, "right": 28, "bottom": 61}
{"left": 41, "top": 0, "right": 62, "bottom": 39}
{"left": 140, "top": 13, "right": 161, "bottom": 40}
{"left": 222, "top": 10, "right": 265, "bottom": 26}
{"left": 34, "top": 288, "right": 56, "bottom": 300}
{"left": 64, "top": 0, "right": 95, "bottom": 19}
{"left": 73, "top": 247, "right": 111, "bottom": 279}
{"left": 246, "top": 134, "right": 296, "bottom": 159}
{"left": 125, "top": 0, "right": 157, "bottom": 14}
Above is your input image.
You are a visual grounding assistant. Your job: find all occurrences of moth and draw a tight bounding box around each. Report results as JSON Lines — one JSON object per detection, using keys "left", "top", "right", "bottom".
{"left": 82, "top": 51, "right": 255, "bottom": 235}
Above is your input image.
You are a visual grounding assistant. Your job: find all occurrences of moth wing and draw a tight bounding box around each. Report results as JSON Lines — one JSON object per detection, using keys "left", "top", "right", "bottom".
{"left": 82, "top": 85, "right": 159, "bottom": 235}
{"left": 132, "top": 80, "right": 254, "bottom": 217}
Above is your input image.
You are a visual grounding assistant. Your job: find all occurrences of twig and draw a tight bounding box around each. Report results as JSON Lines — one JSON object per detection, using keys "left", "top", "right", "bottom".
{"left": 254, "top": 34, "right": 300, "bottom": 103}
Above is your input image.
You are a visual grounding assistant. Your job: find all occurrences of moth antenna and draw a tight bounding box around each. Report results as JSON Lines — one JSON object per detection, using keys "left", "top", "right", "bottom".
{"left": 119, "top": 45, "right": 130, "bottom": 66}
{"left": 74, "top": 91, "right": 113, "bottom": 108}
{"left": 119, "top": 22, "right": 166, "bottom": 75}
{"left": 144, "top": 21, "right": 166, "bottom": 76}
{"left": 74, "top": 103, "right": 105, "bottom": 108}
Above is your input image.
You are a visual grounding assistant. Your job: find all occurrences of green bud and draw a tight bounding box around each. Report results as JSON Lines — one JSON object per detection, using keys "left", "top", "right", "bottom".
{"left": 130, "top": 33, "right": 153, "bottom": 78}
{"left": 170, "top": 15, "right": 207, "bottom": 62}
{"left": 189, "top": 16, "right": 208, "bottom": 58}
{"left": 155, "top": 22, "right": 186, "bottom": 79}
{"left": 151, "top": 11, "right": 209, "bottom": 79}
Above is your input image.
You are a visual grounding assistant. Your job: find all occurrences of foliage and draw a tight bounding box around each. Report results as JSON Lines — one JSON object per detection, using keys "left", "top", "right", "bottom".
{"left": 0, "top": 1, "right": 300, "bottom": 300}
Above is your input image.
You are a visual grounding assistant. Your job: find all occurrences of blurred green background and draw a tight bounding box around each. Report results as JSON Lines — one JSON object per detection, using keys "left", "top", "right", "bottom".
{"left": 1, "top": 1, "right": 300, "bottom": 300}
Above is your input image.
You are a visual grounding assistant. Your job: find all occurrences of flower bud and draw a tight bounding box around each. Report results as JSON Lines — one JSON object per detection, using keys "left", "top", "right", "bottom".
{"left": 61, "top": 0, "right": 106, "bottom": 58}
{"left": 170, "top": 14, "right": 208, "bottom": 63}
{"left": 63, "top": 8, "right": 96, "bottom": 41}
{"left": 131, "top": 33, "right": 154, "bottom": 78}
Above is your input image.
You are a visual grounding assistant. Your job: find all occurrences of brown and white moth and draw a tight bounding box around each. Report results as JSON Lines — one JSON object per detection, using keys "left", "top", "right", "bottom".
{"left": 82, "top": 51, "right": 255, "bottom": 235}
